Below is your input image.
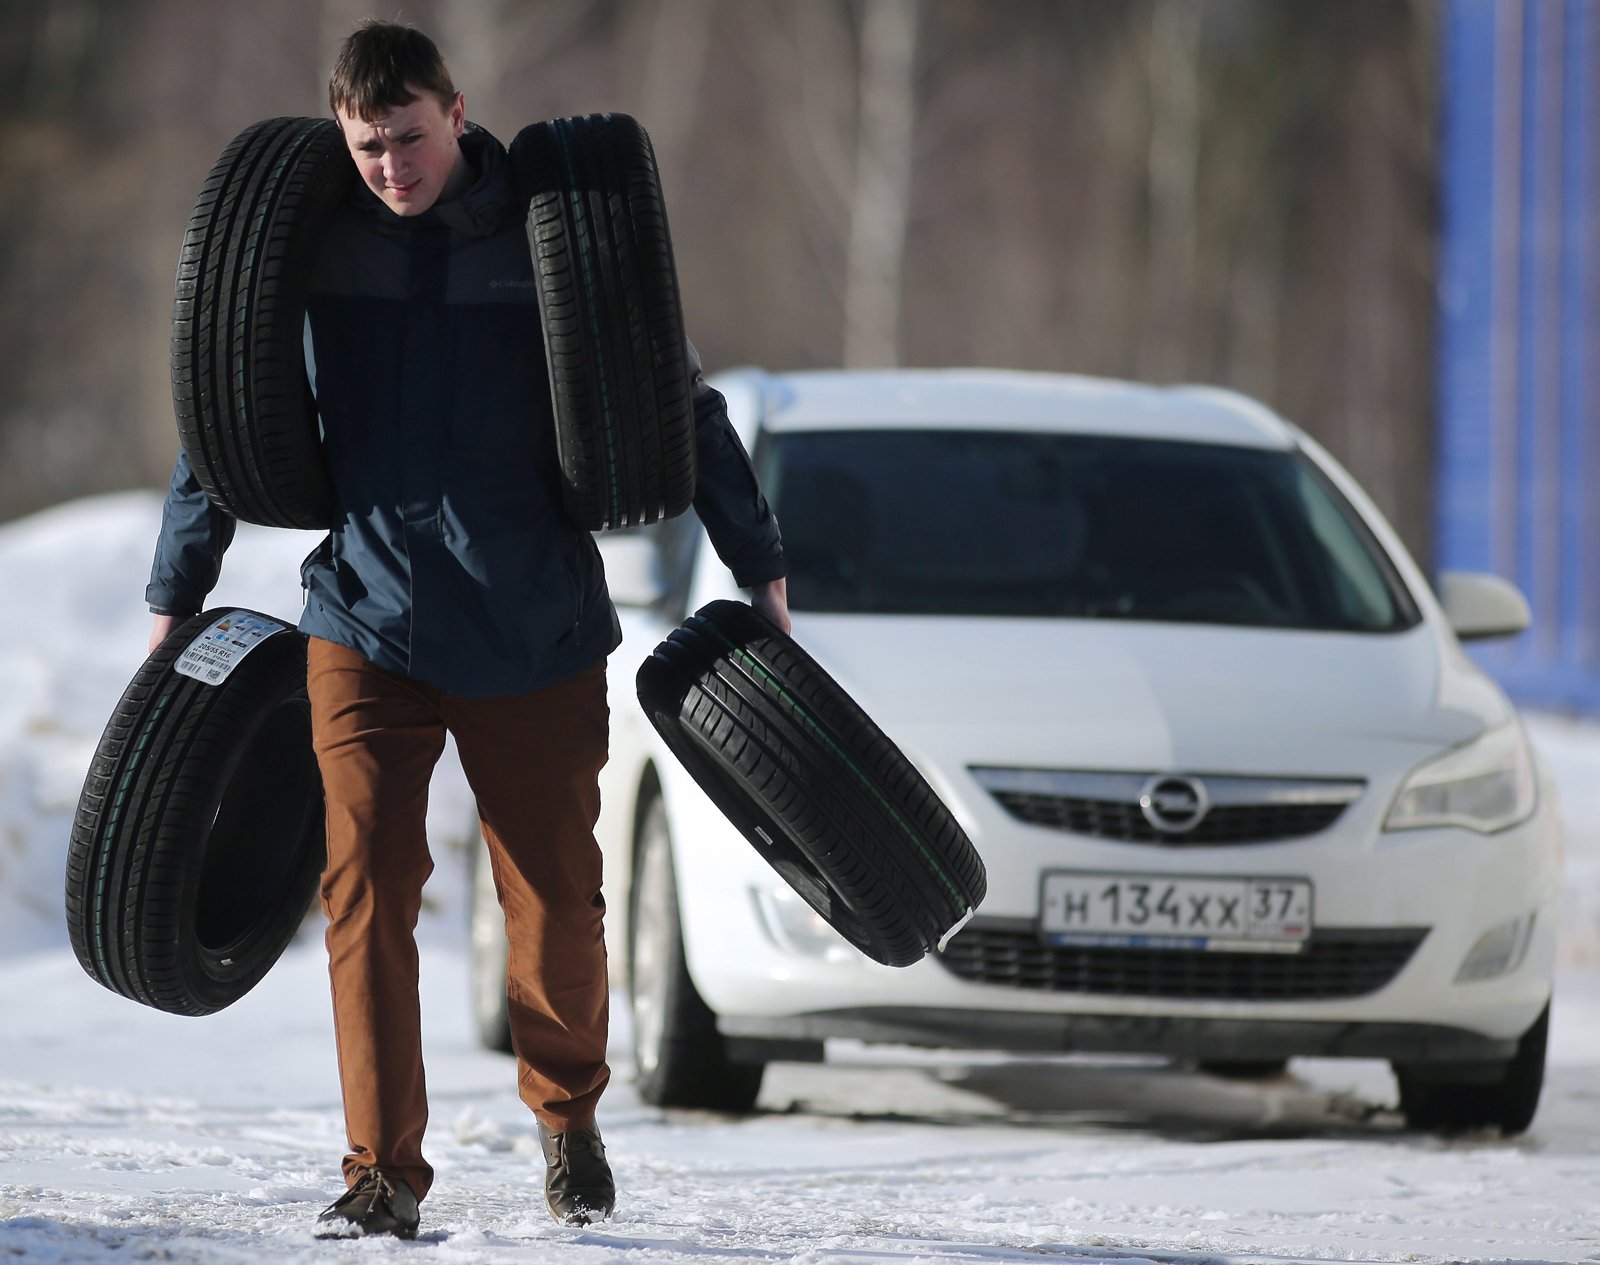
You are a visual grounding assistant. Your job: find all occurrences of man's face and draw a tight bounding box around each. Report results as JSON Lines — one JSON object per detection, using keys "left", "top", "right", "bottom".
{"left": 336, "top": 86, "right": 469, "bottom": 217}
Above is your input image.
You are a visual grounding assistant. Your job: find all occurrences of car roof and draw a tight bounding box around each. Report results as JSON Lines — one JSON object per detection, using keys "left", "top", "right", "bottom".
{"left": 717, "top": 368, "right": 1299, "bottom": 451}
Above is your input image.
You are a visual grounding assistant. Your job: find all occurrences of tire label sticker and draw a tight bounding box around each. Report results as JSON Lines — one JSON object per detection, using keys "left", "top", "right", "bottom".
{"left": 174, "top": 611, "right": 289, "bottom": 687}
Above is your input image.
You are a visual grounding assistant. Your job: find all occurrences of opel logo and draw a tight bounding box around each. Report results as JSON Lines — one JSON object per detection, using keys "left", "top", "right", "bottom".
{"left": 1138, "top": 774, "right": 1209, "bottom": 833}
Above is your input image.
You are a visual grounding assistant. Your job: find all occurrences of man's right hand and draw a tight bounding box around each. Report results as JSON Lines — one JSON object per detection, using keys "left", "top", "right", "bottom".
{"left": 149, "top": 613, "right": 181, "bottom": 654}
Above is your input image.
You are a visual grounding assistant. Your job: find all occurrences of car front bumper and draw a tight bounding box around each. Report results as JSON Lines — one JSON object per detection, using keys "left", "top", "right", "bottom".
{"left": 670, "top": 759, "right": 1563, "bottom": 1059}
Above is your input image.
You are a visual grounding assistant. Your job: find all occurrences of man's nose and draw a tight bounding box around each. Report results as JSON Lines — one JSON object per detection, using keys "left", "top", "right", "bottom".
{"left": 381, "top": 151, "right": 406, "bottom": 181}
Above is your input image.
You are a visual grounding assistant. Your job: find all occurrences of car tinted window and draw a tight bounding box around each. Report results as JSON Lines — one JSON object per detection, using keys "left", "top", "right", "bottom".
{"left": 760, "top": 430, "right": 1420, "bottom": 630}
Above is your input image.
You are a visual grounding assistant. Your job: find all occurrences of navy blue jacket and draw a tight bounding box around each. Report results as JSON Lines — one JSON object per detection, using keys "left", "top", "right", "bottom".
{"left": 148, "top": 129, "right": 784, "bottom": 697}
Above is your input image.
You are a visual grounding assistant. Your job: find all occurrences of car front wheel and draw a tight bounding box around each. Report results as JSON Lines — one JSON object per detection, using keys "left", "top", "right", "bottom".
{"left": 1393, "top": 1003, "right": 1548, "bottom": 1136}
{"left": 629, "top": 795, "right": 763, "bottom": 1112}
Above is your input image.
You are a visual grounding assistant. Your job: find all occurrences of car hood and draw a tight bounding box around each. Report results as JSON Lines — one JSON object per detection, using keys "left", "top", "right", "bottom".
{"left": 790, "top": 613, "right": 1505, "bottom": 780}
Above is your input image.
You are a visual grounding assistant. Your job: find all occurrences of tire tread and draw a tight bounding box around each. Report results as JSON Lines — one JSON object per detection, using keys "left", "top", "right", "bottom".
{"left": 511, "top": 114, "right": 696, "bottom": 530}
{"left": 172, "top": 118, "right": 349, "bottom": 528}
{"left": 637, "top": 601, "right": 986, "bottom": 967}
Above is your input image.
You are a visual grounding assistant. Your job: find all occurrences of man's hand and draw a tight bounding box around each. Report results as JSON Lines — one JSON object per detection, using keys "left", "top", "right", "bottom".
{"left": 149, "top": 613, "right": 181, "bottom": 654}
{"left": 749, "top": 578, "right": 791, "bottom": 636}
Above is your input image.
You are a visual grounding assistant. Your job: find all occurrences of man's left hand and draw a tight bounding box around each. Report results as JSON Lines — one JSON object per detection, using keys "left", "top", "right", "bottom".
{"left": 749, "top": 578, "right": 791, "bottom": 635}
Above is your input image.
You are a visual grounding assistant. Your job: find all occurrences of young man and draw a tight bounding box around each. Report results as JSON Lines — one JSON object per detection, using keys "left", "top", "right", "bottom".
{"left": 147, "top": 20, "right": 788, "bottom": 1240}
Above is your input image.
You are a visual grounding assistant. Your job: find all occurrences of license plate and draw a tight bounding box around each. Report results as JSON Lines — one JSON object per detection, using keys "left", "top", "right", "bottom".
{"left": 1040, "top": 871, "right": 1313, "bottom": 952}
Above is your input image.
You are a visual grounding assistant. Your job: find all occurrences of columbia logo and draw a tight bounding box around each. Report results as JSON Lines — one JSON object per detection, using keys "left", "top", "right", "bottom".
{"left": 489, "top": 278, "right": 536, "bottom": 289}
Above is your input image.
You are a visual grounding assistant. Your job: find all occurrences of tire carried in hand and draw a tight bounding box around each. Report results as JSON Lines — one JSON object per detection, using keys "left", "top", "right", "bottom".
{"left": 66, "top": 610, "right": 326, "bottom": 1016}
{"left": 636, "top": 600, "right": 986, "bottom": 968}
{"left": 510, "top": 113, "right": 697, "bottom": 531}
{"left": 172, "top": 117, "right": 352, "bottom": 529}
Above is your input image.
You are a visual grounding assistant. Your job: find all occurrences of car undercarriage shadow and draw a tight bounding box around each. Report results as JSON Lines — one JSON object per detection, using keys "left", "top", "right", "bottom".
{"left": 755, "top": 1054, "right": 1404, "bottom": 1142}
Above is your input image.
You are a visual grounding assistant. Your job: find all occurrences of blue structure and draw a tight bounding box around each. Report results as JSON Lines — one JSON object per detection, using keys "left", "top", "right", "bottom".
{"left": 1438, "top": 0, "right": 1600, "bottom": 710}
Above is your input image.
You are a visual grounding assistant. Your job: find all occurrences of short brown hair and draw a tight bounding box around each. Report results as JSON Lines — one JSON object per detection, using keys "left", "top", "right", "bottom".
{"left": 328, "top": 20, "right": 456, "bottom": 121}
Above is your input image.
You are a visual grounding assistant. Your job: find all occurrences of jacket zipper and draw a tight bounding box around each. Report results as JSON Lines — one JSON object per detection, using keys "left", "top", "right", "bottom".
{"left": 560, "top": 534, "right": 584, "bottom": 637}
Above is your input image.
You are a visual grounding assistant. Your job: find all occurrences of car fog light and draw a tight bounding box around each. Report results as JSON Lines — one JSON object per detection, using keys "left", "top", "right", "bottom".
{"left": 750, "top": 886, "right": 858, "bottom": 963}
{"left": 1455, "top": 913, "right": 1536, "bottom": 983}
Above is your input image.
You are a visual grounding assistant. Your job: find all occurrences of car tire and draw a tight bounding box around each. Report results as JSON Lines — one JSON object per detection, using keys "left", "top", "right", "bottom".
{"left": 1394, "top": 1003, "right": 1548, "bottom": 1136}
{"left": 65, "top": 609, "right": 325, "bottom": 1015}
{"left": 509, "top": 113, "right": 697, "bottom": 531}
{"left": 628, "top": 795, "right": 764, "bottom": 1112}
{"left": 635, "top": 600, "right": 987, "bottom": 969}
{"left": 468, "top": 825, "right": 516, "bottom": 1054}
{"left": 171, "top": 116, "right": 351, "bottom": 529}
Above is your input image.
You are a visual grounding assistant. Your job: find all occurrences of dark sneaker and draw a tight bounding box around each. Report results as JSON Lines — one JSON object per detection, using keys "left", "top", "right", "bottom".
{"left": 538, "top": 1120, "right": 615, "bottom": 1226}
{"left": 314, "top": 1169, "right": 420, "bottom": 1239}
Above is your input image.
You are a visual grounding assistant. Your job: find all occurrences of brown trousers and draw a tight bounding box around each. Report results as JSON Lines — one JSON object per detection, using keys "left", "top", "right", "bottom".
{"left": 307, "top": 637, "right": 611, "bottom": 1201}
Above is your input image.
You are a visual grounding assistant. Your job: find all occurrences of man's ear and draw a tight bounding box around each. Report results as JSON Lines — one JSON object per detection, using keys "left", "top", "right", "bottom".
{"left": 451, "top": 91, "right": 466, "bottom": 137}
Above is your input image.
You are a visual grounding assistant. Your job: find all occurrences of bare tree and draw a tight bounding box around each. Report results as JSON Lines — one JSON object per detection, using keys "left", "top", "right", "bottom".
{"left": 843, "top": 0, "right": 919, "bottom": 367}
{"left": 627, "top": 0, "right": 718, "bottom": 181}
{"left": 1139, "top": 0, "right": 1201, "bottom": 382}
{"left": 436, "top": 0, "right": 606, "bottom": 130}
{"left": 743, "top": 0, "right": 924, "bottom": 367}
{"left": 749, "top": 0, "right": 855, "bottom": 318}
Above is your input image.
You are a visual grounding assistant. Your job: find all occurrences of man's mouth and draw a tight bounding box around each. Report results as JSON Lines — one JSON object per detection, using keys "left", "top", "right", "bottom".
{"left": 387, "top": 180, "right": 419, "bottom": 196}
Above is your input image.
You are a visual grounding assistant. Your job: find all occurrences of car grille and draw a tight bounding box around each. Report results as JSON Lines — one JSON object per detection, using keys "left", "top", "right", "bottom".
{"left": 971, "top": 768, "right": 1364, "bottom": 845}
{"left": 988, "top": 791, "right": 1347, "bottom": 844}
{"left": 938, "top": 921, "right": 1427, "bottom": 1001}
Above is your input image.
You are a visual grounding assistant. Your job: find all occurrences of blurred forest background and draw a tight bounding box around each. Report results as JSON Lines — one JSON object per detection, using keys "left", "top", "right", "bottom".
{"left": 0, "top": 0, "right": 1437, "bottom": 559}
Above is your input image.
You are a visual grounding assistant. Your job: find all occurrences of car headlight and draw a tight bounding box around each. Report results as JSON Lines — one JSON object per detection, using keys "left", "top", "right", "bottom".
{"left": 1383, "top": 722, "right": 1537, "bottom": 834}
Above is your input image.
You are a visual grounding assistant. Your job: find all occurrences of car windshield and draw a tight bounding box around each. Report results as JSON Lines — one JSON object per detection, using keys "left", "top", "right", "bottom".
{"left": 758, "top": 429, "right": 1420, "bottom": 631}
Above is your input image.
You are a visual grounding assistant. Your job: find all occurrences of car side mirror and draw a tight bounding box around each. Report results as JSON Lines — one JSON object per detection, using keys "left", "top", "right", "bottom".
{"left": 597, "top": 533, "right": 666, "bottom": 609}
{"left": 1435, "top": 571, "right": 1531, "bottom": 641}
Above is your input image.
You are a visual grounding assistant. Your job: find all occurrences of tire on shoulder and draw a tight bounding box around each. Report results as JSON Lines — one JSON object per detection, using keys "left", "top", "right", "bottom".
{"left": 635, "top": 599, "right": 987, "bottom": 969}
{"left": 509, "top": 113, "right": 697, "bottom": 531}
{"left": 172, "top": 116, "right": 351, "bottom": 528}
{"left": 65, "top": 609, "right": 325, "bottom": 1016}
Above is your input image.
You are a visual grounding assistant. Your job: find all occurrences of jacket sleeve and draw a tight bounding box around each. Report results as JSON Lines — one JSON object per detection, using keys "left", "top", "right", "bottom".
{"left": 686, "top": 340, "right": 786, "bottom": 588}
{"left": 145, "top": 450, "right": 237, "bottom": 616}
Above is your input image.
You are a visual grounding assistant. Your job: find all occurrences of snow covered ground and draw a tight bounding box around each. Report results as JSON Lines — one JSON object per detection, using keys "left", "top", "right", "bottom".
{"left": 3, "top": 493, "right": 1600, "bottom": 1264}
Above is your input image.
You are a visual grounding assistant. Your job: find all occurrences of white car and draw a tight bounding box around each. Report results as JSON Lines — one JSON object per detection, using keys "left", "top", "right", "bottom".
{"left": 470, "top": 368, "right": 1561, "bottom": 1134}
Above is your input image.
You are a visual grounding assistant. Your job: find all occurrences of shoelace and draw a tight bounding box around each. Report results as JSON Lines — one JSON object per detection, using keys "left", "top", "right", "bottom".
{"left": 331, "top": 1170, "right": 395, "bottom": 1211}
{"left": 547, "top": 1128, "right": 604, "bottom": 1162}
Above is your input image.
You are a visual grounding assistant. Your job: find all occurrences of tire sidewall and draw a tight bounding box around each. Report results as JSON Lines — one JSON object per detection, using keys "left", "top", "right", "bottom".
{"left": 169, "top": 626, "right": 322, "bottom": 1012}
{"left": 68, "top": 610, "right": 323, "bottom": 1015}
